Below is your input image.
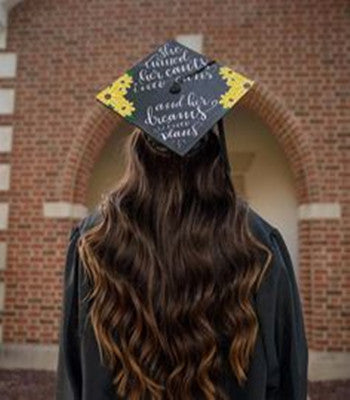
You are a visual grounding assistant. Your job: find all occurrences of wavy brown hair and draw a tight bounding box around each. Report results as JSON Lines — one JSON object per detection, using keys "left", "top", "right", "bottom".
{"left": 77, "top": 127, "right": 273, "bottom": 400}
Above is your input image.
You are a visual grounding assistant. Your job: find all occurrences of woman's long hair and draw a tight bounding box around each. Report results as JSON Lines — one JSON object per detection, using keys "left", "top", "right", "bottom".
{"left": 77, "top": 127, "right": 273, "bottom": 400}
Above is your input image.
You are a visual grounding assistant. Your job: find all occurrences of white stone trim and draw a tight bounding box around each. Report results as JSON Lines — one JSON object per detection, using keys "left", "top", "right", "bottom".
{"left": 308, "top": 350, "right": 350, "bottom": 381}
{"left": 0, "top": 280, "right": 4, "bottom": 311}
{"left": 0, "top": 343, "right": 59, "bottom": 370}
{"left": 298, "top": 202, "right": 341, "bottom": 220}
{"left": 0, "top": 1, "right": 23, "bottom": 28}
{"left": 0, "top": 163, "right": 10, "bottom": 190}
{"left": 0, "top": 202, "right": 9, "bottom": 229}
{"left": 0, "top": 0, "right": 24, "bottom": 48}
{"left": 0, "top": 1, "right": 8, "bottom": 30}
{"left": 0, "top": 24, "right": 6, "bottom": 49}
{"left": 0, "top": 88, "right": 15, "bottom": 114}
{"left": 175, "top": 34, "right": 204, "bottom": 52}
{"left": 0, "top": 126, "right": 13, "bottom": 152}
{"left": 43, "top": 201, "right": 88, "bottom": 219}
{"left": 0, "top": 241, "right": 7, "bottom": 270}
{"left": 0, "top": 52, "right": 17, "bottom": 78}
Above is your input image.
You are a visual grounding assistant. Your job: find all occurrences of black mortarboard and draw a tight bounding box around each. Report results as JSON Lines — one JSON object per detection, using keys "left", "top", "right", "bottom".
{"left": 95, "top": 39, "right": 254, "bottom": 173}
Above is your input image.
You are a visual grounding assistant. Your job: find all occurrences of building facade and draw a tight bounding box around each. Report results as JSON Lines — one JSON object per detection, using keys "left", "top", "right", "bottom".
{"left": 0, "top": 0, "right": 349, "bottom": 385}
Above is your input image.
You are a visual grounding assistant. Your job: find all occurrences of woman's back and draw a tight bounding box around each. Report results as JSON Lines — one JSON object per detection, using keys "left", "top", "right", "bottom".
{"left": 56, "top": 205, "right": 308, "bottom": 400}
{"left": 54, "top": 39, "right": 309, "bottom": 399}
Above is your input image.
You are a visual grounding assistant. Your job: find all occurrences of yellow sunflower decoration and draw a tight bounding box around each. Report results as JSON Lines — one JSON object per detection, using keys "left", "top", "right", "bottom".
{"left": 218, "top": 67, "right": 254, "bottom": 109}
{"left": 96, "top": 72, "right": 136, "bottom": 118}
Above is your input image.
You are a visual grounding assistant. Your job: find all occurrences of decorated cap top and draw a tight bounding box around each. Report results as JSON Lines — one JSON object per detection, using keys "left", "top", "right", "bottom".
{"left": 96, "top": 39, "right": 254, "bottom": 156}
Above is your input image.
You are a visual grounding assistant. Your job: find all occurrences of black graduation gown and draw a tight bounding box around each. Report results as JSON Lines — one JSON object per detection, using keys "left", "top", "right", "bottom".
{"left": 55, "top": 209, "right": 309, "bottom": 400}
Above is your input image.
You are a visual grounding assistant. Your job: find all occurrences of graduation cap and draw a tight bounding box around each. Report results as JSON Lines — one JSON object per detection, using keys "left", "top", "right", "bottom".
{"left": 95, "top": 39, "right": 255, "bottom": 175}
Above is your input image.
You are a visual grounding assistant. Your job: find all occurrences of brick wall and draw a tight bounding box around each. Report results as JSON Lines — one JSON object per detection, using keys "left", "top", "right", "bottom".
{"left": 0, "top": 0, "right": 348, "bottom": 371}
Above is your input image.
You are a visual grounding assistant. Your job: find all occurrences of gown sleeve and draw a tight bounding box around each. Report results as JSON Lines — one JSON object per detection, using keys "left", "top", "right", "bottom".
{"left": 270, "top": 228, "right": 309, "bottom": 400}
{"left": 55, "top": 224, "right": 83, "bottom": 400}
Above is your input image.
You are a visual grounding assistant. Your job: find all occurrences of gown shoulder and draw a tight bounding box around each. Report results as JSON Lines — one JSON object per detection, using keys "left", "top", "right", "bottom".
{"left": 252, "top": 217, "right": 309, "bottom": 399}
{"left": 55, "top": 208, "right": 106, "bottom": 399}
{"left": 55, "top": 223, "right": 83, "bottom": 399}
{"left": 55, "top": 205, "right": 309, "bottom": 399}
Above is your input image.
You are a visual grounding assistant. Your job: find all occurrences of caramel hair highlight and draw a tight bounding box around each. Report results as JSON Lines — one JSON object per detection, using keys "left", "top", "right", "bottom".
{"left": 78, "top": 128, "right": 273, "bottom": 399}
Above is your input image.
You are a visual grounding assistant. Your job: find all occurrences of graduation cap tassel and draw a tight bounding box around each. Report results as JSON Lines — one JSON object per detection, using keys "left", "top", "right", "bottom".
{"left": 217, "top": 118, "right": 231, "bottom": 177}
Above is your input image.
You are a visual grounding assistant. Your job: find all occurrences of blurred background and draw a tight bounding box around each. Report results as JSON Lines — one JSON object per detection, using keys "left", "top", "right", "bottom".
{"left": 0, "top": 0, "right": 349, "bottom": 399}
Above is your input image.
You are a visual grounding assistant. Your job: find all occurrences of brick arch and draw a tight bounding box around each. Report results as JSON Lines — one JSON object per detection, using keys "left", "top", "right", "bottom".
{"left": 57, "top": 81, "right": 321, "bottom": 206}
{"left": 241, "top": 83, "right": 321, "bottom": 203}
{"left": 56, "top": 104, "right": 125, "bottom": 204}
